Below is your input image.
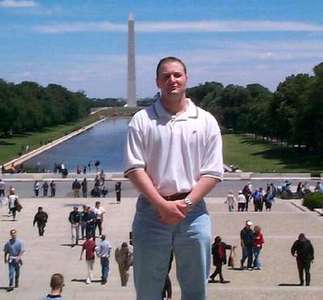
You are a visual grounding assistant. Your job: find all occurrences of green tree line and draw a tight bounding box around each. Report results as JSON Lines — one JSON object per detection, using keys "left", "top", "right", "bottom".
{"left": 0, "top": 80, "right": 91, "bottom": 136}
{"left": 187, "top": 62, "right": 323, "bottom": 152}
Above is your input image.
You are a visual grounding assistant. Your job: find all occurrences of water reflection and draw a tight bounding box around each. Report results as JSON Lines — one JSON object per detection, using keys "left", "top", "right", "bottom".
{"left": 24, "top": 118, "right": 129, "bottom": 172}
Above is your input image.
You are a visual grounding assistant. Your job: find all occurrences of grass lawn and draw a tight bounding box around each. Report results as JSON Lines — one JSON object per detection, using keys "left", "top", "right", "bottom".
{"left": 0, "top": 113, "right": 101, "bottom": 165}
{"left": 223, "top": 134, "right": 323, "bottom": 173}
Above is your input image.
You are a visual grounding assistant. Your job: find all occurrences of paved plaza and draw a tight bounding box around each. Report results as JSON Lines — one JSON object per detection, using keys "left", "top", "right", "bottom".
{"left": 0, "top": 180, "right": 323, "bottom": 299}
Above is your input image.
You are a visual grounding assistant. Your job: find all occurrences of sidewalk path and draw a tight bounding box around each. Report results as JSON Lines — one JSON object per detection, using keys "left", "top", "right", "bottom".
{"left": 0, "top": 195, "right": 322, "bottom": 299}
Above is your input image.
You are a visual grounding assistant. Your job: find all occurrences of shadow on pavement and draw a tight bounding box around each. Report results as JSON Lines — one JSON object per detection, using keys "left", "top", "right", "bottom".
{"left": 278, "top": 283, "right": 302, "bottom": 286}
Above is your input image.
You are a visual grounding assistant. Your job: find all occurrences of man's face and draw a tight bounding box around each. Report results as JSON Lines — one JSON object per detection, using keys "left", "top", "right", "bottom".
{"left": 10, "top": 231, "right": 17, "bottom": 240}
{"left": 156, "top": 61, "right": 187, "bottom": 98}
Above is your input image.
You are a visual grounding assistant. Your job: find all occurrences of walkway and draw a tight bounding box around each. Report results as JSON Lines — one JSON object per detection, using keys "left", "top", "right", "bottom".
{"left": 0, "top": 193, "right": 322, "bottom": 299}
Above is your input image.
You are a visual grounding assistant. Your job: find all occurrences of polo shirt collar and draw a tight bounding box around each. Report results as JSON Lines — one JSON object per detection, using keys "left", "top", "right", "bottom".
{"left": 153, "top": 97, "right": 198, "bottom": 120}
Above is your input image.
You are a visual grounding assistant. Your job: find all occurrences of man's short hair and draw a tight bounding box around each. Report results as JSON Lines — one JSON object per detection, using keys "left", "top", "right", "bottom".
{"left": 156, "top": 56, "right": 187, "bottom": 79}
{"left": 10, "top": 229, "right": 16, "bottom": 235}
{"left": 50, "top": 273, "right": 64, "bottom": 290}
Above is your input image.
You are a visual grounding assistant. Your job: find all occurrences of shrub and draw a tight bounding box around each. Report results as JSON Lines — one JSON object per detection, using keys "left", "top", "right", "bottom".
{"left": 303, "top": 192, "right": 323, "bottom": 210}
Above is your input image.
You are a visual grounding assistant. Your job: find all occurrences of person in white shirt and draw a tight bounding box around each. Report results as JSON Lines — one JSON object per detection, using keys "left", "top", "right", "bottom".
{"left": 94, "top": 201, "right": 105, "bottom": 237}
{"left": 237, "top": 191, "right": 246, "bottom": 212}
{"left": 125, "top": 56, "right": 223, "bottom": 300}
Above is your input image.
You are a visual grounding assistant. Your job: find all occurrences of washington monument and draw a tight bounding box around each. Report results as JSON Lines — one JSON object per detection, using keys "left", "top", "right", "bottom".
{"left": 127, "top": 13, "right": 136, "bottom": 107}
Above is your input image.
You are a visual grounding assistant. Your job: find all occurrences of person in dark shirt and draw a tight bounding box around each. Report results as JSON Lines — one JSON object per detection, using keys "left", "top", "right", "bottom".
{"left": 291, "top": 233, "right": 314, "bottom": 286}
{"left": 240, "top": 220, "right": 254, "bottom": 270}
{"left": 68, "top": 207, "right": 81, "bottom": 246}
{"left": 209, "top": 236, "right": 233, "bottom": 283}
{"left": 33, "top": 207, "right": 48, "bottom": 236}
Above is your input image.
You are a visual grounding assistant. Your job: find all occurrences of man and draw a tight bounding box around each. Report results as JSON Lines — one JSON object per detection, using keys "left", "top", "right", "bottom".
{"left": 240, "top": 220, "right": 254, "bottom": 270}
{"left": 94, "top": 201, "right": 106, "bottom": 236}
{"left": 3, "top": 229, "right": 25, "bottom": 291}
{"left": 34, "top": 180, "right": 41, "bottom": 197}
{"left": 115, "top": 242, "right": 133, "bottom": 287}
{"left": 8, "top": 188, "right": 21, "bottom": 221}
{"left": 0, "top": 178, "right": 6, "bottom": 197}
{"left": 125, "top": 57, "right": 223, "bottom": 300}
{"left": 81, "top": 178, "right": 88, "bottom": 198}
{"left": 115, "top": 181, "right": 122, "bottom": 203}
{"left": 42, "top": 181, "right": 49, "bottom": 197}
{"left": 33, "top": 206, "right": 48, "bottom": 236}
{"left": 96, "top": 234, "right": 112, "bottom": 284}
{"left": 291, "top": 233, "right": 314, "bottom": 286}
{"left": 80, "top": 235, "right": 96, "bottom": 284}
{"left": 72, "top": 179, "right": 81, "bottom": 197}
{"left": 50, "top": 180, "right": 56, "bottom": 197}
{"left": 68, "top": 206, "right": 80, "bottom": 246}
{"left": 84, "top": 206, "right": 96, "bottom": 239}
{"left": 41, "top": 273, "right": 64, "bottom": 300}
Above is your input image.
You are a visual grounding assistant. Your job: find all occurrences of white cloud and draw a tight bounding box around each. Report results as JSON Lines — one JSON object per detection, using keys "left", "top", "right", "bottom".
{"left": 0, "top": 0, "right": 36, "bottom": 8}
{"left": 33, "top": 20, "right": 323, "bottom": 34}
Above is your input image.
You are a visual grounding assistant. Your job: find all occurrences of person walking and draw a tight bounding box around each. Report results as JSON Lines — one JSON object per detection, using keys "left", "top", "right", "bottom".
{"left": 34, "top": 180, "right": 41, "bottom": 197}
{"left": 96, "top": 234, "right": 112, "bottom": 285}
{"left": 42, "top": 181, "right": 49, "bottom": 197}
{"left": 125, "top": 56, "right": 223, "bottom": 300}
{"left": 3, "top": 229, "right": 25, "bottom": 291}
{"left": 84, "top": 206, "right": 96, "bottom": 239}
{"left": 224, "top": 191, "right": 236, "bottom": 212}
{"left": 41, "top": 273, "right": 64, "bottom": 300}
{"left": 252, "top": 225, "right": 264, "bottom": 270}
{"left": 291, "top": 233, "right": 314, "bottom": 286}
{"left": 115, "top": 181, "right": 122, "bottom": 203}
{"left": 50, "top": 180, "right": 56, "bottom": 197}
{"left": 33, "top": 206, "right": 48, "bottom": 236}
{"left": 237, "top": 191, "right": 246, "bottom": 212}
{"left": 72, "top": 179, "right": 81, "bottom": 198}
{"left": 94, "top": 201, "right": 106, "bottom": 237}
{"left": 68, "top": 206, "right": 80, "bottom": 246}
{"left": 0, "top": 178, "right": 6, "bottom": 205}
{"left": 209, "top": 236, "right": 233, "bottom": 283}
{"left": 80, "top": 235, "right": 96, "bottom": 284}
{"left": 240, "top": 220, "right": 254, "bottom": 270}
{"left": 81, "top": 178, "right": 88, "bottom": 198}
{"left": 8, "top": 188, "right": 21, "bottom": 221}
{"left": 115, "top": 242, "right": 133, "bottom": 287}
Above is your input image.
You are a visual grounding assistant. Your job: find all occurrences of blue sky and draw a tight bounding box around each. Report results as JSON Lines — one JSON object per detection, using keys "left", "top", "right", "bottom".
{"left": 1, "top": 0, "right": 323, "bottom": 98}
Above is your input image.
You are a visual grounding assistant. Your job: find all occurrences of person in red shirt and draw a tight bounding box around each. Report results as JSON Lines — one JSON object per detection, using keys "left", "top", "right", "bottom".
{"left": 80, "top": 235, "right": 96, "bottom": 284}
{"left": 253, "top": 225, "right": 264, "bottom": 270}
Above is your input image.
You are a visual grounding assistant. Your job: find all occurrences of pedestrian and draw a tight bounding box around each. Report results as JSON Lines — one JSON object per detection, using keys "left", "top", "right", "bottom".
{"left": 68, "top": 206, "right": 80, "bottom": 246}
{"left": 80, "top": 235, "right": 96, "bottom": 284}
{"left": 115, "top": 181, "right": 121, "bottom": 203}
{"left": 240, "top": 220, "right": 254, "bottom": 270}
{"left": 34, "top": 180, "right": 41, "bottom": 197}
{"left": 252, "top": 225, "right": 264, "bottom": 270}
{"left": 3, "top": 229, "right": 24, "bottom": 291}
{"left": 42, "top": 181, "right": 49, "bottom": 197}
{"left": 8, "top": 188, "right": 22, "bottom": 221}
{"left": 81, "top": 178, "right": 88, "bottom": 198}
{"left": 237, "top": 191, "right": 246, "bottom": 212}
{"left": 0, "top": 178, "right": 6, "bottom": 197}
{"left": 33, "top": 206, "right": 48, "bottom": 236}
{"left": 291, "top": 233, "right": 314, "bottom": 286}
{"left": 251, "top": 188, "right": 263, "bottom": 212}
{"left": 242, "top": 183, "right": 252, "bottom": 211}
{"left": 50, "top": 180, "right": 56, "bottom": 197}
{"left": 72, "top": 179, "right": 81, "bottom": 197}
{"left": 94, "top": 201, "right": 106, "bottom": 237}
{"left": 41, "top": 273, "right": 64, "bottom": 300}
{"left": 209, "top": 236, "right": 233, "bottom": 283}
{"left": 101, "top": 185, "right": 108, "bottom": 197}
{"left": 80, "top": 204, "right": 87, "bottom": 240}
{"left": 115, "top": 242, "right": 133, "bottom": 287}
{"left": 96, "top": 234, "right": 112, "bottom": 284}
{"left": 224, "top": 190, "right": 236, "bottom": 212}
{"left": 124, "top": 56, "right": 223, "bottom": 299}
{"left": 84, "top": 206, "right": 96, "bottom": 239}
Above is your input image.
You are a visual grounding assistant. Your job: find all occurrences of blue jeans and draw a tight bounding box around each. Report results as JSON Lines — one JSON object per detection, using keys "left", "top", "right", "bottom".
{"left": 100, "top": 257, "right": 109, "bottom": 281}
{"left": 132, "top": 195, "right": 211, "bottom": 300}
{"left": 8, "top": 260, "right": 20, "bottom": 287}
{"left": 253, "top": 247, "right": 262, "bottom": 268}
{"left": 241, "top": 246, "right": 253, "bottom": 268}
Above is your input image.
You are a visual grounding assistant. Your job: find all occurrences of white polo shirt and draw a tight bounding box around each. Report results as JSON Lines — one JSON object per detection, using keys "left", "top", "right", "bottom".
{"left": 125, "top": 98, "right": 223, "bottom": 196}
